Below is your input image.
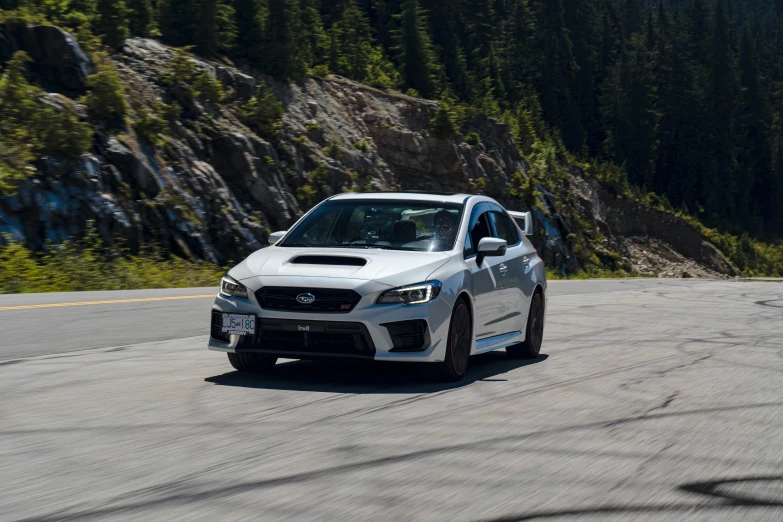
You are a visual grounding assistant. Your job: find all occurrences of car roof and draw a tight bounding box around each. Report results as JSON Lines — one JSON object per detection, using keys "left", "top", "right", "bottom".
{"left": 329, "top": 192, "right": 477, "bottom": 204}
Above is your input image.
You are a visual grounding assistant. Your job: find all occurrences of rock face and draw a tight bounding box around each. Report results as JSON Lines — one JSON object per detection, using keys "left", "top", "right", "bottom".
{"left": 0, "top": 33, "right": 737, "bottom": 277}
{"left": 0, "top": 23, "right": 93, "bottom": 95}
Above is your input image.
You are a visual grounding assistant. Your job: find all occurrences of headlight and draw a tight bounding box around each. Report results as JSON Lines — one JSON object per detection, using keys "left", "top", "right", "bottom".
{"left": 377, "top": 281, "right": 442, "bottom": 305}
{"left": 219, "top": 275, "right": 248, "bottom": 298}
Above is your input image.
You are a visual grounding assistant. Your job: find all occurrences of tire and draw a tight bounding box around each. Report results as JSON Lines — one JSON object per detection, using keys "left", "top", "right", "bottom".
{"left": 433, "top": 298, "right": 473, "bottom": 382}
{"left": 507, "top": 291, "right": 545, "bottom": 359}
{"left": 227, "top": 352, "right": 277, "bottom": 372}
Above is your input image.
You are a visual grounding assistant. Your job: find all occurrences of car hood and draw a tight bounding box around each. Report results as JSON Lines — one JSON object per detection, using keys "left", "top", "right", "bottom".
{"left": 229, "top": 247, "right": 452, "bottom": 288}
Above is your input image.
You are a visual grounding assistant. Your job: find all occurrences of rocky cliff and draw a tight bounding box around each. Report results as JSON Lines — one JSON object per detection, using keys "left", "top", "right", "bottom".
{"left": 0, "top": 26, "right": 736, "bottom": 277}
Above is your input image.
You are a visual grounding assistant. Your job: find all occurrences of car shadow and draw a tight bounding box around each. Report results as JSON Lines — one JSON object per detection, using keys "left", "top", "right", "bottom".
{"left": 204, "top": 351, "right": 549, "bottom": 394}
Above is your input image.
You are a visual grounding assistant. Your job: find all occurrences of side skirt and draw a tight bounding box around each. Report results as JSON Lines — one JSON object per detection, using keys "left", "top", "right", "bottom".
{"left": 474, "top": 330, "right": 524, "bottom": 355}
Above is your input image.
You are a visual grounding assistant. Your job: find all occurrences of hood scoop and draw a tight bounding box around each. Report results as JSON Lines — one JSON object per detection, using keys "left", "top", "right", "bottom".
{"left": 290, "top": 255, "right": 367, "bottom": 267}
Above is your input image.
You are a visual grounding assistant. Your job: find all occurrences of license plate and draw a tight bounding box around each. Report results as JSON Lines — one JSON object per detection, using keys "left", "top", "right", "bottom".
{"left": 221, "top": 313, "right": 256, "bottom": 336}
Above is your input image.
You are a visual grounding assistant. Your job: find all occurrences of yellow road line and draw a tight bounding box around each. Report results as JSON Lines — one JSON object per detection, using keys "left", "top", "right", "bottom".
{"left": 0, "top": 294, "right": 216, "bottom": 311}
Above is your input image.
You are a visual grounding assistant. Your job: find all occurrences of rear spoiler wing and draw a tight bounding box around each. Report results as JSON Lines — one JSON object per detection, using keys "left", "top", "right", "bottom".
{"left": 507, "top": 211, "right": 534, "bottom": 236}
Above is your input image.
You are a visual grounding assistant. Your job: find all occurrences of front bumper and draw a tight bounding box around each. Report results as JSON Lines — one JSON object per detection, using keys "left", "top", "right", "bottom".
{"left": 207, "top": 288, "right": 454, "bottom": 363}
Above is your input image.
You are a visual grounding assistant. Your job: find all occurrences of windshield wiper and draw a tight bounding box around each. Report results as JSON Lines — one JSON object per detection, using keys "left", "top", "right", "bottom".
{"left": 372, "top": 245, "right": 419, "bottom": 251}
{"left": 336, "top": 244, "right": 419, "bottom": 251}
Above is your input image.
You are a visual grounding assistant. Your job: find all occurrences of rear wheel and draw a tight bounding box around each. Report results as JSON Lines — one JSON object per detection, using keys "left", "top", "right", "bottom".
{"left": 227, "top": 352, "right": 277, "bottom": 372}
{"left": 507, "top": 291, "right": 545, "bottom": 359}
{"left": 433, "top": 298, "right": 472, "bottom": 382}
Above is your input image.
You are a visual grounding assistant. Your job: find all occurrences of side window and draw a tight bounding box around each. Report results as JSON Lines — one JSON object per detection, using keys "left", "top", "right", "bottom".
{"left": 465, "top": 211, "right": 493, "bottom": 258}
{"left": 463, "top": 228, "right": 474, "bottom": 258}
{"left": 489, "top": 211, "right": 520, "bottom": 246}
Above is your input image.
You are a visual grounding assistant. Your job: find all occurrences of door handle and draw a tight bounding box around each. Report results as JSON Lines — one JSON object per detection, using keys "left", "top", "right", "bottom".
{"left": 499, "top": 263, "right": 508, "bottom": 275}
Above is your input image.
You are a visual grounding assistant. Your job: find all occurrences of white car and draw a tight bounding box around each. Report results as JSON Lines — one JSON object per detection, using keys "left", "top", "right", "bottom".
{"left": 209, "top": 193, "right": 546, "bottom": 381}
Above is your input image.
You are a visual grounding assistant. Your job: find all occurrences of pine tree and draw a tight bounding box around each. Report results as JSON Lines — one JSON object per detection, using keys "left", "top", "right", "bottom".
{"left": 623, "top": 0, "right": 642, "bottom": 37}
{"left": 704, "top": 0, "right": 740, "bottom": 225}
{"left": 652, "top": 0, "right": 703, "bottom": 206}
{"left": 299, "top": 0, "right": 327, "bottom": 70}
{"left": 159, "top": 0, "right": 201, "bottom": 47}
{"left": 687, "top": 0, "right": 710, "bottom": 62}
{"left": 424, "top": 0, "right": 470, "bottom": 98}
{"left": 772, "top": 138, "right": 783, "bottom": 234}
{"left": 738, "top": 26, "right": 773, "bottom": 232}
{"left": 499, "top": 0, "right": 535, "bottom": 101}
{"left": 531, "top": 0, "right": 583, "bottom": 150}
{"left": 392, "top": 0, "right": 439, "bottom": 98}
{"left": 603, "top": 34, "right": 659, "bottom": 189}
{"left": 266, "top": 0, "right": 312, "bottom": 80}
{"left": 95, "top": 0, "right": 130, "bottom": 48}
{"left": 200, "top": 0, "right": 237, "bottom": 55}
{"left": 233, "top": 0, "right": 267, "bottom": 63}
{"left": 564, "top": 0, "right": 604, "bottom": 155}
{"left": 127, "top": 0, "right": 152, "bottom": 37}
{"left": 330, "top": 0, "right": 374, "bottom": 81}
{"left": 466, "top": 0, "right": 497, "bottom": 97}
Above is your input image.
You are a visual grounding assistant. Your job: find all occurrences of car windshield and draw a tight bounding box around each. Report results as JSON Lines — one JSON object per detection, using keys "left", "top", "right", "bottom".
{"left": 280, "top": 200, "right": 464, "bottom": 252}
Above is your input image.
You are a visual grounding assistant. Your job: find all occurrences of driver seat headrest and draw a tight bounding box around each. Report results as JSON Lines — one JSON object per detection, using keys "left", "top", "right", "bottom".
{"left": 392, "top": 220, "right": 417, "bottom": 243}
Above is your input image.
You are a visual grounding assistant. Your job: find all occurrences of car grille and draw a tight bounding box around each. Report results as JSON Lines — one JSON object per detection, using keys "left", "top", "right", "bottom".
{"left": 255, "top": 287, "right": 362, "bottom": 313}
{"left": 238, "top": 319, "right": 375, "bottom": 359}
{"left": 383, "top": 320, "right": 430, "bottom": 352}
{"left": 210, "top": 310, "right": 231, "bottom": 343}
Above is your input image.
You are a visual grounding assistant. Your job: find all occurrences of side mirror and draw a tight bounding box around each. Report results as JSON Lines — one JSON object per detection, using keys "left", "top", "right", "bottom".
{"left": 477, "top": 237, "right": 508, "bottom": 257}
{"left": 268, "top": 231, "right": 287, "bottom": 245}
{"left": 508, "top": 210, "right": 534, "bottom": 236}
{"left": 523, "top": 211, "right": 533, "bottom": 236}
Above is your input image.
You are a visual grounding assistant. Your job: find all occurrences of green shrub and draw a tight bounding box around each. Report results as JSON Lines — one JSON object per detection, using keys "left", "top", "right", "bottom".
{"left": 238, "top": 82, "right": 284, "bottom": 139}
{"left": 134, "top": 109, "right": 168, "bottom": 145}
{"left": 159, "top": 102, "right": 182, "bottom": 120}
{"left": 0, "top": 51, "right": 93, "bottom": 185}
{"left": 296, "top": 184, "right": 318, "bottom": 208}
{"left": 0, "top": 162, "right": 27, "bottom": 197}
{"left": 429, "top": 98, "right": 457, "bottom": 138}
{"left": 365, "top": 47, "right": 399, "bottom": 90}
{"left": 311, "top": 162, "right": 329, "bottom": 184}
{"left": 309, "top": 64, "right": 330, "bottom": 79}
{"left": 0, "top": 223, "right": 225, "bottom": 294}
{"left": 163, "top": 47, "right": 224, "bottom": 104}
{"left": 464, "top": 131, "right": 480, "bottom": 145}
{"left": 295, "top": 135, "right": 308, "bottom": 144}
{"left": 324, "top": 143, "right": 342, "bottom": 160}
{"left": 192, "top": 70, "right": 224, "bottom": 104}
{"left": 86, "top": 59, "right": 128, "bottom": 120}
{"left": 353, "top": 139, "right": 369, "bottom": 152}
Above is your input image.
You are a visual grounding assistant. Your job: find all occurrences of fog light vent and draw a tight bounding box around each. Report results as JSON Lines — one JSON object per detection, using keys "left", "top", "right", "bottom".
{"left": 383, "top": 320, "right": 430, "bottom": 352}
{"left": 211, "top": 310, "right": 231, "bottom": 343}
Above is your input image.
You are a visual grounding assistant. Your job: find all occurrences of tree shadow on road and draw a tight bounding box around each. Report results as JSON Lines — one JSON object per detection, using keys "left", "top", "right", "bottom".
{"left": 204, "top": 351, "right": 549, "bottom": 394}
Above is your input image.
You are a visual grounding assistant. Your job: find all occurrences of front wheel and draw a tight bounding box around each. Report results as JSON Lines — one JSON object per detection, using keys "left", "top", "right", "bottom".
{"left": 227, "top": 352, "right": 277, "bottom": 372}
{"left": 507, "top": 291, "right": 545, "bottom": 359}
{"left": 433, "top": 299, "right": 472, "bottom": 382}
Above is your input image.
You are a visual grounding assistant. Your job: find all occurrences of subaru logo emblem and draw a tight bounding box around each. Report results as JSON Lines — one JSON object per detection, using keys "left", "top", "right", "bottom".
{"left": 296, "top": 293, "right": 316, "bottom": 304}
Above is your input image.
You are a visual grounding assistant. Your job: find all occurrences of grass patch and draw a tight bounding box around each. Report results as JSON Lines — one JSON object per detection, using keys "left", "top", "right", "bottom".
{"left": 0, "top": 225, "right": 224, "bottom": 294}
{"left": 545, "top": 268, "right": 635, "bottom": 281}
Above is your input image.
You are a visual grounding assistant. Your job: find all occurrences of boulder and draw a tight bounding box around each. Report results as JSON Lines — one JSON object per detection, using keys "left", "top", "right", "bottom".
{"left": 102, "top": 137, "right": 162, "bottom": 196}
{"left": 0, "top": 24, "right": 93, "bottom": 95}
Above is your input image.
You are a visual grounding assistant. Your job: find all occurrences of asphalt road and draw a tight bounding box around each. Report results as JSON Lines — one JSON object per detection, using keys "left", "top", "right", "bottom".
{"left": 1, "top": 279, "right": 782, "bottom": 521}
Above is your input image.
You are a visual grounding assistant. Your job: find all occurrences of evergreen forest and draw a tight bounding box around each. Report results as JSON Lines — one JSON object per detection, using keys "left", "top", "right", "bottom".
{"left": 2, "top": 0, "right": 783, "bottom": 242}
